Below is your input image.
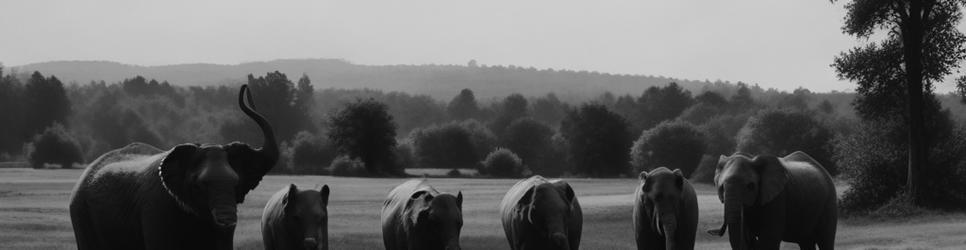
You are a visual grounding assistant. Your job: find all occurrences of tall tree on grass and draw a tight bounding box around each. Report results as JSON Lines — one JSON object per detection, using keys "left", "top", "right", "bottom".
{"left": 328, "top": 98, "right": 399, "bottom": 175}
{"left": 560, "top": 104, "right": 633, "bottom": 177}
{"left": 832, "top": 0, "right": 966, "bottom": 205}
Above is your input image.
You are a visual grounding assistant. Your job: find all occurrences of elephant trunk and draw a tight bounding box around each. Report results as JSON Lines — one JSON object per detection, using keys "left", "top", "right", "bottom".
{"left": 551, "top": 232, "right": 570, "bottom": 250}
{"left": 208, "top": 184, "right": 238, "bottom": 228}
{"left": 214, "top": 225, "right": 235, "bottom": 250}
{"left": 239, "top": 84, "right": 279, "bottom": 166}
{"left": 724, "top": 190, "right": 745, "bottom": 250}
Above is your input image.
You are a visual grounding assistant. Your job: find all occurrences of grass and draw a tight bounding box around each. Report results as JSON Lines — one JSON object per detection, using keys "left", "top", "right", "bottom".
{"left": 1, "top": 169, "right": 965, "bottom": 249}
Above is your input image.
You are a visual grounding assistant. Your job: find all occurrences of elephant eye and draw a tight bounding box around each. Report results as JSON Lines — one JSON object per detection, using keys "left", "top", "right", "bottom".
{"left": 653, "top": 193, "right": 663, "bottom": 201}
{"left": 747, "top": 183, "right": 756, "bottom": 190}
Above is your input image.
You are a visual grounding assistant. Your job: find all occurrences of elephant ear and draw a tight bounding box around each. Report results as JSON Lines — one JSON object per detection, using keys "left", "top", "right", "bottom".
{"left": 320, "top": 185, "right": 330, "bottom": 206}
{"left": 519, "top": 186, "right": 537, "bottom": 224}
{"left": 639, "top": 170, "right": 653, "bottom": 193}
{"left": 284, "top": 184, "right": 298, "bottom": 214}
{"left": 753, "top": 155, "right": 788, "bottom": 205}
{"left": 456, "top": 191, "right": 463, "bottom": 209}
{"left": 225, "top": 142, "right": 273, "bottom": 203}
{"left": 159, "top": 143, "right": 201, "bottom": 214}
{"left": 672, "top": 168, "right": 685, "bottom": 190}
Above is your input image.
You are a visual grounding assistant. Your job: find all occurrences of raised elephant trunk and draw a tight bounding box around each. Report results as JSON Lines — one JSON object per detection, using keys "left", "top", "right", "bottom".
{"left": 239, "top": 85, "right": 278, "bottom": 165}
{"left": 724, "top": 190, "right": 745, "bottom": 250}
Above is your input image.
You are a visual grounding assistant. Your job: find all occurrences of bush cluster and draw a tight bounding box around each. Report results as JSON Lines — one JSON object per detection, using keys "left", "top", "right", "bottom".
{"left": 480, "top": 148, "right": 528, "bottom": 178}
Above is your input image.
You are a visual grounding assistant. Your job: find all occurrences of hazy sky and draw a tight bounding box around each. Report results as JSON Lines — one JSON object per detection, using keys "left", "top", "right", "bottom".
{"left": 3, "top": 0, "right": 963, "bottom": 92}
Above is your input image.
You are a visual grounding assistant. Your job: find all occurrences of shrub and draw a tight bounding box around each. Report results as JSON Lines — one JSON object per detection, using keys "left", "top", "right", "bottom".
{"left": 630, "top": 121, "right": 707, "bottom": 177}
{"left": 502, "top": 118, "right": 556, "bottom": 176}
{"left": 329, "top": 155, "right": 367, "bottom": 177}
{"left": 736, "top": 109, "right": 837, "bottom": 175}
{"left": 410, "top": 120, "right": 495, "bottom": 169}
{"left": 446, "top": 169, "right": 463, "bottom": 178}
{"left": 25, "top": 123, "right": 83, "bottom": 169}
{"left": 835, "top": 119, "right": 966, "bottom": 212}
{"left": 328, "top": 98, "right": 399, "bottom": 175}
{"left": 688, "top": 155, "right": 719, "bottom": 184}
{"left": 480, "top": 148, "right": 527, "bottom": 178}
{"left": 290, "top": 131, "right": 337, "bottom": 174}
{"left": 560, "top": 103, "right": 633, "bottom": 177}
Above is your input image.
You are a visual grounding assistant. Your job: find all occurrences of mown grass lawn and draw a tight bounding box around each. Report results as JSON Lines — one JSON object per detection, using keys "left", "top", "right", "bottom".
{"left": 1, "top": 168, "right": 964, "bottom": 249}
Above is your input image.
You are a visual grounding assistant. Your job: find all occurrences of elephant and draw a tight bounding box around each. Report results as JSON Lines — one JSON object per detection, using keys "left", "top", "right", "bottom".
{"left": 68, "top": 84, "right": 278, "bottom": 250}
{"left": 500, "top": 175, "right": 582, "bottom": 250}
{"left": 707, "top": 151, "right": 837, "bottom": 250}
{"left": 381, "top": 179, "right": 463, "bottom": 250}
{"left": 262, "top": 184, "right": 331, "bottom": 250}
{"left": 633, "top": 167, "right": 698, "bottom": 250}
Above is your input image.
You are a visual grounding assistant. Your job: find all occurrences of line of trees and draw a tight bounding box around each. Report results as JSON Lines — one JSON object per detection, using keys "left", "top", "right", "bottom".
{"left": 3, "top": 61, "right": 965, "bottom": 212}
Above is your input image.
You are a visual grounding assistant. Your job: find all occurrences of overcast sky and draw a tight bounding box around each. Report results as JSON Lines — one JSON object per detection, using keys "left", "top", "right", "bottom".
{"left": 3, "top": 0, "right": 964, "bottom": 92}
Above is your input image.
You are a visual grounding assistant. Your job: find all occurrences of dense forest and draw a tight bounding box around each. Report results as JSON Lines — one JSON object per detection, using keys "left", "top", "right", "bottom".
{"left": 2, "top": 60, "right": 966, "bottom": 213}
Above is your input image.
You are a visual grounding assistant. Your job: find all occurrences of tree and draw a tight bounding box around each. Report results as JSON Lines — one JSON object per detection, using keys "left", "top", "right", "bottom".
{"left": 289, "top": 131, "right": 337, "bottom": 174}
{"left": 736, "top": 109, "right": 837, "bottom": 175}
{"left": 328, "top": 98, "right": 399, "bottom": 175}
{"left": 25, "top": 123, "right": 83, "bottom": 169}
{"left": 295, "top": 74, "right": 316, "bottom": 131}
{"left": 490, "top": 94, "right": 529, "bottom": 137}
{"left": 24, "top": 72, "right": 71, "bottom": 136}
{"left": 502, "top": 118, "right": 556, "bottom": 176}
{"left": 447, "top": 89, "right": 480, "bottom": 121}
{"left": 560, "top": 104, "right": 633, "bottom": 177}
{"left": 0, "top": 69, "right": 25, "bottom": 155}
{"left": 630, "top": 121, "right": 707, "bottom": 177}
{"left": 480, "top": 148, "right": 527, "bottom": 178}
{"left": 832, "top": 0, "right": 966, "bottom": 205}
{"left": 247, "top": 71, "right": 313, "bottom": 142}
{"left": 531, "top": 93, "right": 568, "bottom": 126}
{"left": 410, "top": 122, "right": 480, "bottom": 169}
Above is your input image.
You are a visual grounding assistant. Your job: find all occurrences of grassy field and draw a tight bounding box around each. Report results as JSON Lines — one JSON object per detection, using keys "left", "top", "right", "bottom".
{"left": 1, "top": 169, "right": 965, "bottom": 249}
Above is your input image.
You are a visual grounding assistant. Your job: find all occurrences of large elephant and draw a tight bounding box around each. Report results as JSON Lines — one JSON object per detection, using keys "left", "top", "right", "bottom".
{"left": 68, "top": 85, "right": 278, "bottom": 250}
{"left": 500, "top": 175, "right": 582, "bottom": 250}
{"left": 262, "top": 184, "right": 330, "bottom": 250}
{"left": 381, "top": 179, "right": 463, "bottom": 250}
{"left": 707, "top": 151, "right": 837, "bottom": 250}
{"left": 633, "top": 167, "right": 698, "bottom": 250}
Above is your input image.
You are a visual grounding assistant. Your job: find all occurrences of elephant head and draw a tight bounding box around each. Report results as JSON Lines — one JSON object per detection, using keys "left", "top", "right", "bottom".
{"left": 158, "top": 84, "right": 278, "bottom": 235}
{"left": 410, "top": 191, "right": 463, "bottom": 250}
{"left": 639, "top": 167, "right": 686, "bottom": 250}
{"left": 520, "top": 182, "right": 580, "bottom": 250}
{"left": 283, "top": 184, "right": 330, "bottom": 250}
{"left": 708, "top": 153, "right": 787, "bottom": 250}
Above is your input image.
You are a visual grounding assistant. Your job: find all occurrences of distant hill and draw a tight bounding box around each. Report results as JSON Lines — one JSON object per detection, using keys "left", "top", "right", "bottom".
{"left": 12, "top": 59, "right": 713, "bottom": 102}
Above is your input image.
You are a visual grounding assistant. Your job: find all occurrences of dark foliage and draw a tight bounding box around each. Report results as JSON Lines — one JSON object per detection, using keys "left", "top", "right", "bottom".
{"left": 25, "top": 123, "right": 82, "bottom": 169}
{"left": 246, "top": 71, "right": 315, "bottom": 142}
{"left": 289, "top": 131, "right": 337, "bottom": 174}
{"left": 502, "top": 118, "right": 557, "bottom": 176}
{"left": 737, "top": 109, "right": 837, "bottom": 175}
{"left": 561, "top": 103, "right": 633, "bottom": 177}
{"left": 25, "top": 72, "right": 71, "bottom": 137}
{"left": 409, "top": 120, "right": 496, "bottom": 169}
{"left": 490, "top": 94, "right": 529, "bottom": 137}
{"left": 480, "top": 148, "right": 527, "bottom": 178}
{"left": 328, "top": 98, "right": 399, "bottom": 175}
{"left": 630, "top": 120, "right": 707, "bottom": 177}
{"left": 447, "top": 88, "right": 480, "bottom": 121}
{"left": 836, "top": 94, "right": 966, "bottom": 211}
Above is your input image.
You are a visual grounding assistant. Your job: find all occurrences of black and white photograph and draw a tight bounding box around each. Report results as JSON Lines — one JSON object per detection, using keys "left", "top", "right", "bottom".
{"left": 2, "top": 0, "right": 966, "bottom": 249}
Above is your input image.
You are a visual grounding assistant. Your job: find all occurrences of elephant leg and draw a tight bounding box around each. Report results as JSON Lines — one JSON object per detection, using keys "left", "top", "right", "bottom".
{"left": 69, "top": 199, "right": 100, "bottom": 250}
{"left": 817, "top": 221, "right": 836, "bottom": 250}
{"left": 797, "top": 242, "right": 816, "bottom": 250}
{"left": 755, "top": 238, "right": 782, "bottom": 250}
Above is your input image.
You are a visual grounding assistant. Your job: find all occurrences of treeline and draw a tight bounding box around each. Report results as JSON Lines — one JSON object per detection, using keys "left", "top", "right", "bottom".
{"left": 3, "top": 66, "right": 965, "bottom": 211}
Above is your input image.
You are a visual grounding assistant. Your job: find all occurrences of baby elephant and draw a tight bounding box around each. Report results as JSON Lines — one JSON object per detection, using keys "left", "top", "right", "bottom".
{"left": 500, "top": 175, "right": 582, "bottom": 250}
{"left": 633, "top": 167, "right": 698, "bottom": 250}
{"left": 382, "top": 179, "right": 463, "bottom": 250}
{"left": 262, "top": 184, "right": 330, "bottom": 250}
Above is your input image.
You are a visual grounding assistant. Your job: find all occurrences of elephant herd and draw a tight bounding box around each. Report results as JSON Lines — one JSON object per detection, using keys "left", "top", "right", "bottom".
{"left": 67, "top": 85, "right": 838, "bottom": 250}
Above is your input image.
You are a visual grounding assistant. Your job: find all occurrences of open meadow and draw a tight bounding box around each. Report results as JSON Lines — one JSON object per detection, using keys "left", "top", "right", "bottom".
{"left": 1, "top": 168, "right": 965, "bottom": 250}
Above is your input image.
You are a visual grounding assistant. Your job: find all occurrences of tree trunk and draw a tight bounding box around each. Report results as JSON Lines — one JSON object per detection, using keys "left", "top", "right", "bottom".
{"left": 902, "top": 0, "right": 927, "bottom": 206}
